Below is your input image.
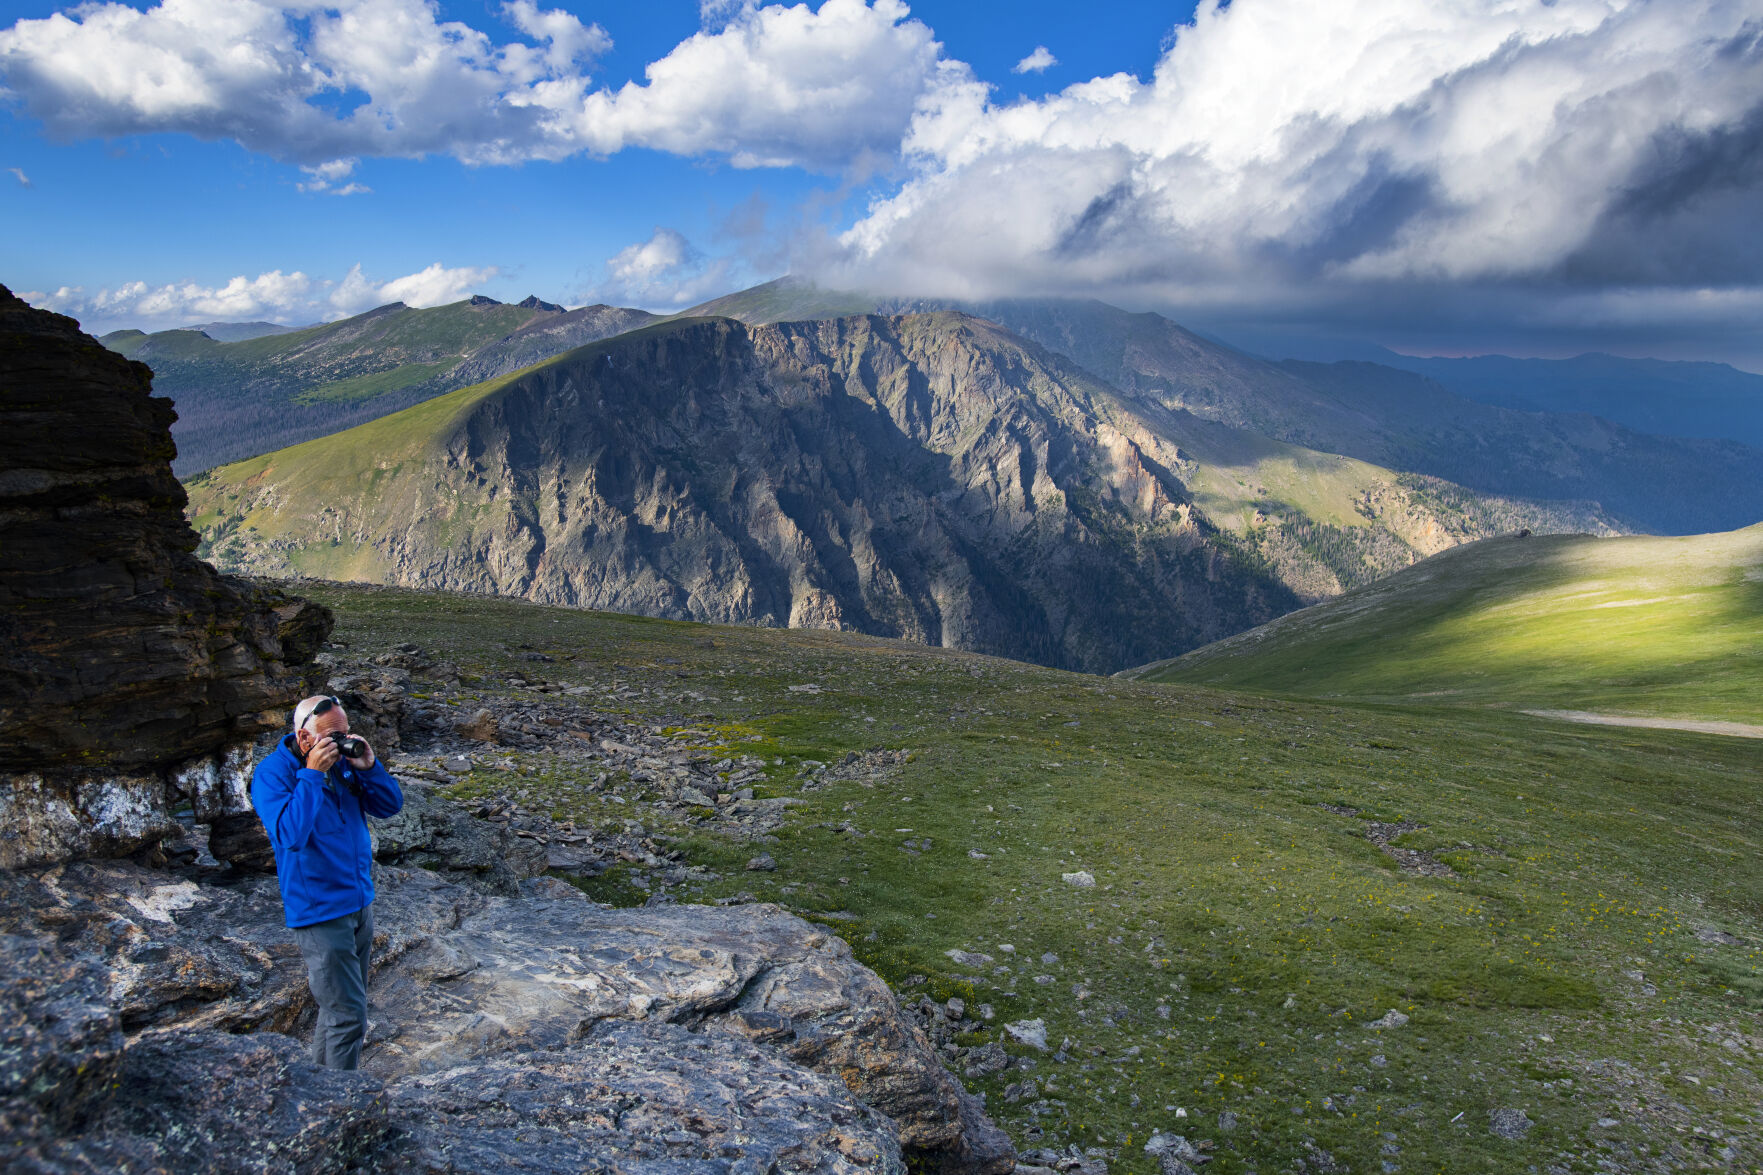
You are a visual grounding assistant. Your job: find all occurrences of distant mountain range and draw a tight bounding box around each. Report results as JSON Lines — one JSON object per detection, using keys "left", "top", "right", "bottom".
{"left": 683, "top": 280, "right": 1763, "bottom": 536}
{"left": 185, "top": 312, "right": 1609, "bottom": 673}
{"left": 1376, "top": 351, "right": 1763, "bottom": 450}
{"left": 175, "top": 320, "right": 302, "bottom": 342}
{"left": 102, "top": 295, "right": 655, "bottom": 475}
{"left": 111, "top": 278, "right": 1763, "bottom": 535}
{"left": 1163, "top": 325, "right": 1763, "bottom": 450}
{"left": 100, "top": 274, "right": 1763, "bottom": 667}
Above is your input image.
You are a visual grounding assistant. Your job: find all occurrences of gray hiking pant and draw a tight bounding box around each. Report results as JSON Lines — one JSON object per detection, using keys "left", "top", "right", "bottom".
{"left": 292, "top": 905, "right": 374, "bottom": 1070}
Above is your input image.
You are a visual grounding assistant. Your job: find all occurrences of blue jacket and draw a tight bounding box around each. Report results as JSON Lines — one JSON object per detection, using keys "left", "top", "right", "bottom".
{"left": 250, "top": 733, "right": 404, "bottom": 929}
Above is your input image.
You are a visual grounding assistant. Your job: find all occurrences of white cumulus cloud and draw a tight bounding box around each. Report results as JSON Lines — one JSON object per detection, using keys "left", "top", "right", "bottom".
{"left": 297, "top": 157, "right": 370, "bottom": 194}
{"left": 22, "top": 262, "right": 498, "bottom": 331}
{"left": 824, "top": 0, "right": 1763, "bottom": 315}
{"left": 592, "top": 228, "right": 734, "bottom": 308}
{"left": 1012, "top": 46, "right": 1056, "bottom": 74}
{"left": 329, "top": 262, "right": 498, "bottom": 315}
{"left": 0, "top": 0, "right": 947, "bottom": 172}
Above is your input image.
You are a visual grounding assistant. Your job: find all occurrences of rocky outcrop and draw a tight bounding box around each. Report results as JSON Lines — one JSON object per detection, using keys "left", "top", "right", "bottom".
{"left": 0, "top": 858, "right": 1014, "bottom": 1174}
{"left": 0, "top": 284, "right": 330, "bottom": 867}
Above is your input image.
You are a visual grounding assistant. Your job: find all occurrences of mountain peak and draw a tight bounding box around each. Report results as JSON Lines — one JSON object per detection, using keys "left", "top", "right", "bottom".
{"left": 517, "top": 295, "right": 564, "bottom": 312}
{"left": 468, "top": 294, "right": 502, "bottom": 307}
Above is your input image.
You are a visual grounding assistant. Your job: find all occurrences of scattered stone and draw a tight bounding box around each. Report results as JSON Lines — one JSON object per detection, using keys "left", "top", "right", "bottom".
{"left": 1488, "top": 1107, "right": 1533, "bottom": 1140}
{"left": 1005, "top": 1019, "right": 1049, "bottom": 1051}
{"left": 965, "top": 1042, "right": 1010, "bottom": 1079}
{"left": 1217, "top": 1110, "right": 1237, "bottom": 1132}
{"left": 455, "top": 708, "right": 501, "bottom": 743}
{"left": 746, "top": 853, "right": 778, "bottom": 871}
{"left": 1367, "top": 1009, "right": 1410, "bottom": 1031}
{"left": 1145, "top": 1134, "right": 1207, "bottom": 1165}
{"left": 947, "top": 949, "right": 995, "bottom": 969}
{"left": 1695, "top": 926, "right": 1743, "bottom": 945}
{"left": 1369, "top": 1054, "right": 1388, "bottom": 1068}
{"left": 1061, "top": 871, "right": 1095, "bottom": 888}
{"left": 373, "top": 780, "right": 547, "bottom": 895}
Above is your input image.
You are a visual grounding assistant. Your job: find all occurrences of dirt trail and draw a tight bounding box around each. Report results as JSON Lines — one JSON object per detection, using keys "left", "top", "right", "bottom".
{"left": 1522, "top": 709, "right": 1763, "bottom": 739}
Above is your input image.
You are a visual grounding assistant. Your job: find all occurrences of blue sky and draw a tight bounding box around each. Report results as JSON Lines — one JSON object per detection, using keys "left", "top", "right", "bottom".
{"left": 2, "top": 0, "right": 1760, "bottom": 369}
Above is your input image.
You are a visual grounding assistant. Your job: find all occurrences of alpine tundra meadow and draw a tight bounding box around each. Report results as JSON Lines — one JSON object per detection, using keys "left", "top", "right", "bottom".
{"left": 3, "top": 2, "right": 1760, "bottom": 1173}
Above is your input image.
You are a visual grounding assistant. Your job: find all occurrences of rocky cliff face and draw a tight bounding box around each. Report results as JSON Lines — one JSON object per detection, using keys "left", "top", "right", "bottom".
{"left": 192, "top": 312, "right": 1596, "bottom": 674}
{"left": 954, "top": 299, "right": 1762, "bottom": 536}
{"left": 0, "top": 283, "right": 331, "bottom": 867}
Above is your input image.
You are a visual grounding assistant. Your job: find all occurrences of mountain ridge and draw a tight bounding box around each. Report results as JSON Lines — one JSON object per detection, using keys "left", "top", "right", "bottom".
{"left": 186, "top": 310, "right": 1611, "bottom": 673}
{"left": 102, "top": 296, "right": 657, "bottom": 474}
{"left": 682, "top": 280, "right": 1763, "bottom": 535}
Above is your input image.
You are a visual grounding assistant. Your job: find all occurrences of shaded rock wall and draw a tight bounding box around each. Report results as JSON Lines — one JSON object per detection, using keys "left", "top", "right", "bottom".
{"left": 0, "top": 283, "right": 331, "bottom": 867}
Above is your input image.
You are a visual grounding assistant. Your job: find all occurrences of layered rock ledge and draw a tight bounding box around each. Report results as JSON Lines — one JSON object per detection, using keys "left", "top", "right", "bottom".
{"left": 0, "top": 283, "right": 330, "bottom": 867}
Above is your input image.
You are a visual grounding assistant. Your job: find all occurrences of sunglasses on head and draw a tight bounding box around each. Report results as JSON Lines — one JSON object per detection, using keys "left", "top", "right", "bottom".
{"left": 299, "top": 696, "right": 342, "bottom": 731}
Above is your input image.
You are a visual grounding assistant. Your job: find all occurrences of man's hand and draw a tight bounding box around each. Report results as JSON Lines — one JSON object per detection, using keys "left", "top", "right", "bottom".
{"left": 305, "top": 736, "right": 341, "bottom": 773}
{"left": 345, "top": 737, "right": 376, "bottom": 770}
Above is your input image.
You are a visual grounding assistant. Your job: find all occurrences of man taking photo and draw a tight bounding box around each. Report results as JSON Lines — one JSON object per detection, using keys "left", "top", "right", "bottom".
{"left": 251, "top": 694, "right": 404, "bottom": 1070}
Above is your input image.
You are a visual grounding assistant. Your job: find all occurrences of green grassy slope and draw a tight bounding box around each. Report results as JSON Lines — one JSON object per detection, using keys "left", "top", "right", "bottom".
{"left": 184, "top": 324, "right": 632, "bottom": 579}
{"left": 108, "top": 297, "right": 653, "bottom": 474}
{"left": 307, "top": 579, "right": 1763, "bottom": 1174}
{"left": 1126, "top": 527, "right": 1763, "bottom": 725}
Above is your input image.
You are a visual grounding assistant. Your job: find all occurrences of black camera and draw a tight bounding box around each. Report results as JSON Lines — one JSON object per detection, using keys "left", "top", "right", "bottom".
{"left": 328, "top": 732, "right": 368, "bottom": 759}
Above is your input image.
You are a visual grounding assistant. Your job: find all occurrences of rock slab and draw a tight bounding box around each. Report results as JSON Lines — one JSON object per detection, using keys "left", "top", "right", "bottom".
{"left": 0, "top": 859, "right": 1015, "bottom": 1175}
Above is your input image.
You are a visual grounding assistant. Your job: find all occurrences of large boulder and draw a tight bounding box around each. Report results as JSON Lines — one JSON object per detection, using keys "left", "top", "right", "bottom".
{"left": 0, "top": 285, "right": 330, "bottom": 868}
